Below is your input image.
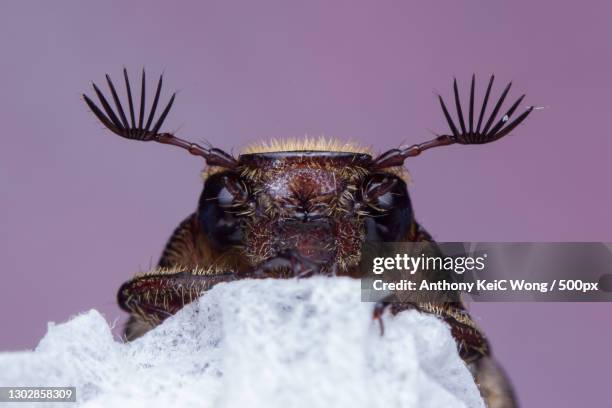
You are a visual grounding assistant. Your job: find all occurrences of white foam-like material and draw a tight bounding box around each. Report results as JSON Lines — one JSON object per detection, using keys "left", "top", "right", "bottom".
{"left": 0, "top": 277, "right": 484, "bottom": 408}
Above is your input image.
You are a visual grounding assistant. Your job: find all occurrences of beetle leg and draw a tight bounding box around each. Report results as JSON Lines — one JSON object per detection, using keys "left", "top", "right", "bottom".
{"left": 372, "top": 297, "right": 418, "bottom": 335}
{"left": 118, "top": 269, "right": 255, "bottom": 330}
{"left": 120, "top": 250, "right": 328, "bottom": 335}
{"left": 372, "top": 297, "right": 489, "bottom": 363}
{"left": 372, "top": 299, "right": 390, "bottom": 335}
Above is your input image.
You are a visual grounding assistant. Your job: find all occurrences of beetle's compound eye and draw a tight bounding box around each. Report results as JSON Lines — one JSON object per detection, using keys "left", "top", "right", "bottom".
{"left": 198, "top": 172, "right": 248, "bottom": 249}
{"left": 360, "top": 174, "right": 413, "bottom": 242}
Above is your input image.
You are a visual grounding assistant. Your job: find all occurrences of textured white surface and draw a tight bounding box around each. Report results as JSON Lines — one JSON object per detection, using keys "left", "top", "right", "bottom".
{"left": 0, "top": 277, "right": 484, "bottom": 408}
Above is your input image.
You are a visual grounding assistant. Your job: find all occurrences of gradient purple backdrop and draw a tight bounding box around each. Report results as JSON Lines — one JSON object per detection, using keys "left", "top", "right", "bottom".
{"left": 1, "top": 1, "right": 611, "bottom": 406}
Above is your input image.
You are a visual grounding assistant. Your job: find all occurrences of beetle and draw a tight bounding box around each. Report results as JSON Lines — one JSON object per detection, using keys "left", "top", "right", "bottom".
{"left": 83, "top": 69, "right": 532, "bottom": 407}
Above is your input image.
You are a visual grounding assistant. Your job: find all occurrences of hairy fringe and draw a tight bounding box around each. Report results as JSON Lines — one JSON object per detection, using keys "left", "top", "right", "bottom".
{"left": 133, "top": 264, "right": 228, "bottom": 278}
{"left": 242, "top": 136, "right": 373, "bottom": 155}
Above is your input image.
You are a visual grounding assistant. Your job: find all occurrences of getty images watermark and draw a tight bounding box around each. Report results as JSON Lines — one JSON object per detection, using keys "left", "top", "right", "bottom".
{"left": 360, "top": 242, "right": 612, "bottom": 302}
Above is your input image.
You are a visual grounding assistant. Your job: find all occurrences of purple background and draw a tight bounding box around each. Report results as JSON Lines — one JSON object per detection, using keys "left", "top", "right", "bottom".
{"left": 1, "top": 1, "right": 611, "bottom": 406}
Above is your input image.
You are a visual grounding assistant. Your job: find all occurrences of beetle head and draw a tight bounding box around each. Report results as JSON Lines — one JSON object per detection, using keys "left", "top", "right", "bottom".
{"left": 197, "top": 143, "right": 414, "bottom": 273}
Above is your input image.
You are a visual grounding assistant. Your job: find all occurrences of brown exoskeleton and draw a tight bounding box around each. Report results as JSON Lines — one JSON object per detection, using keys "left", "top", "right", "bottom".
{"left": 84, "top": 70, "right": 533, "bottom": 408}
